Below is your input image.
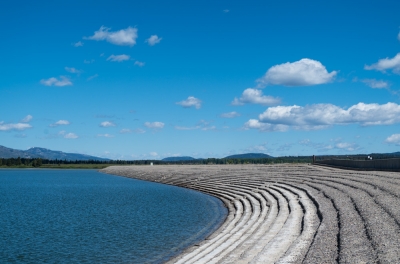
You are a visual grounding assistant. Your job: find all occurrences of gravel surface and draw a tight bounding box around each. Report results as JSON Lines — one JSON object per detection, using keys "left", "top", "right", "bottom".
{"left": 101, "top": 164, "right": 400, "bottom": 264}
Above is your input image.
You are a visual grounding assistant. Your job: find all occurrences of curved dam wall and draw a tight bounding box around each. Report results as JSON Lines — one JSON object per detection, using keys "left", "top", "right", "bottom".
{"left": 315, "top": 158, "right": 400, "bottom": 171}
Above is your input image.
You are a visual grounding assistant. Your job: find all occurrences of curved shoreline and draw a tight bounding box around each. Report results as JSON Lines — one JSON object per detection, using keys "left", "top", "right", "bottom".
{"left": 102, "top": 164, "right": 400, "bottom": 263}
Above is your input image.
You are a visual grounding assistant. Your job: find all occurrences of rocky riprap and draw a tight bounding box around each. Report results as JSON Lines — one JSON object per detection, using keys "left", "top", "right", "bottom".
{"left": 101, "top": 164, "right": 400, "bottom": 264}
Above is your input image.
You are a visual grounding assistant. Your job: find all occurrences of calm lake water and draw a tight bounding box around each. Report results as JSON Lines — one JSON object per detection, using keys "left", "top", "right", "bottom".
{"left": 0, "top": 169, "right": 227, "bottom": 263}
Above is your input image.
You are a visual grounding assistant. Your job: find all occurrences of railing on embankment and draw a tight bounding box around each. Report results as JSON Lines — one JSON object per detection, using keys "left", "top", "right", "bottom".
{"left": 314, "top": 158, "right": 400, "bottom": 171}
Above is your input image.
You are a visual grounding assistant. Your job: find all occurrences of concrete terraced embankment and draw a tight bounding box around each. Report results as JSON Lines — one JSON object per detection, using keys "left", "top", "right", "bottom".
{"left": 101, "top": 164, "right": 400, "bottom": 263}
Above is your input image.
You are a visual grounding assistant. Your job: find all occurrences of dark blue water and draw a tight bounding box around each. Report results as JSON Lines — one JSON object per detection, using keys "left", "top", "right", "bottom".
{"left": 0, "top": 169, "right": 227, "bottom": 263}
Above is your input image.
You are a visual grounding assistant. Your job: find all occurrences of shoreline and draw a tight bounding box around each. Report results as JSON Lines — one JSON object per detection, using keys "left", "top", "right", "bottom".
{"left": 102, "top": 164, "right": 400, "bottom": 263}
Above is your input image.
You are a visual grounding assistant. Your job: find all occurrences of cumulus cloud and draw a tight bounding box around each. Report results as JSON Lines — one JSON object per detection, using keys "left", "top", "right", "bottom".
{"left": 146, "top": 35, "right": 162, "bottom": 46}
{"left": 365, "top": 53, "right": 400, "bottom": 74}
{"left": 385, "top": 134, "right": 400, "bottom": 145}
{"left": 50, "top": 120, "right": 70, "bottom": 127}
{"left": 0, "top": 122, "right": 32, "bottom": 131}
{"left": 64, "top": 132, "right": 78, "bottom": 139}
{"left": 256, "top": 58, "right": 337, "bottom": 87}
{"left": 40, "top": 76, "right": 72, "bottom": 87}
{"left": 100, "top": 121, "right": 116, "bottom": 127}
{"left": 84, "top": 26, "right": 138, "bottom": 46}
{"left": 176, "top": 96, "right": 202, "bottom": 109}
{"left": 134, "top": 61, "right": 145, "bottom": 67}
{"left": 245, "top": 102, "right": 400, "bottom": 132}
{"left": 21, "top": 115, "right": 33, "bottom": 123}
{"left": 144, "top": 122, "right": 164, "bottom": 129}
{"left": 65, "top": 67, "right": 82, "bottom": 74}
{"left": 73, "top": 41, "right": 83, "bottom": 47}
{"left": 220, "top": 111, "right": 240, "bottom": 118}
{"left": 97, "top": 134, "right": 114, "bottom": 138}
{"left": 232, "top": 88, "right": 280, "bottom": 106}
{"left": 107, "top": 54, "right": 130, "bottom": 62}
{"left": 361, "top": 79, "right": 390, "bottom": 89}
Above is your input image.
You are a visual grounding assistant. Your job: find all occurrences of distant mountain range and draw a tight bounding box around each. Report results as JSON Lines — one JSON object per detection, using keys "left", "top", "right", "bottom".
{"left": 161, "top": 156, "right": 197, "bottom": 162}
{"left": 161, "top": 153, "right": 274, "bottom": 162}
{"left": 224, "top": 153, "right": 274, "bottom": 159}
{"left": 0, "top": 145, "right": 109, "bottom": 161}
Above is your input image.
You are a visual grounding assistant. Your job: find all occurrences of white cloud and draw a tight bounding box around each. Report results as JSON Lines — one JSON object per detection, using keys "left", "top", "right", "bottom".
{"left": 220, "top": 111, "right": 240, "bottom": 118}
{"left": 176, "top": 96, "right": 202, "bottom": 109}
{"left": 120, "top": 129, "right": 132, "bottom": 134}
{"left": 365, "top": 53, "right": 400, "bottom": 74}
{"left": 134, "top": 61, "right": 145, "bottom": 67}
{"left": 335, "top": 142, "right": 359, "bottom": 151}
{"left": 175, "top": 126, "right": 200, "bottom": 130}
{"left": 73, "top": 41, "right": 83, "bottom": 47}
{"left": 0, "top": 122, "right": 32, "bottom": 131}
{"left": 398, "top": 31, "right": 400, "bottom": 42}
{"left": 64, "top": 132, "right": 78, "bottom": 139}
{"left": 257, "top": 58, "right": 337, "bottom": 87}
{"left": 100, "top": 121, "right": 116, "bottom": 127}
{"left": 21, "top": 115, "right": 33, "bottom": 123}
{"left": 232, "top": 88, "right": 280, "bottom": 106}
{"left": 146, "top": 35, "right": 162, "bottom": 46}
{"left": 50, "top": 120, "right": 70, "bottom": 127}
{"left": 174, "top": 120, "right": 216, "bottom": 131}
{"left": 65, "top": 67, "right": 82, "bottom": 74}
{"left": 223, "top": 9, "right": 230, "bottom": 13}
{"left": 134, "top": 128, "right": 146, "bottom": 134}
{"left": 244, "top": 119, "right": 289, "bottom": 132}
{"left": 145, "top": 122, "right": 164, "bottom": 129}
{"left": 361, "top": 79, "right": 390, "bottom": 89}
{"left": 107, "top": 54, "right": 130, "bottom": 62}
{"left": 97, "top": 134, "right": 114, "bottom": 138}
{"left": 84, "top": 59, "right": 95, "bottom": 64}
{"left": 149, "top": 152, "right": 158, "bottom": 157}
{"left": 87, "top": 74, "right": 98, "bottom": 81}
{"left": 385, "top": 134, "right": 400, "bottom": 145}
{"left": 40, "top": 76, "right": 72, "bottom": 87}
{"left": 246, "top": 102, "right": 400, "bottom": 132}
{"left": 84, "top": 26, "right": 138, "bottom": 46}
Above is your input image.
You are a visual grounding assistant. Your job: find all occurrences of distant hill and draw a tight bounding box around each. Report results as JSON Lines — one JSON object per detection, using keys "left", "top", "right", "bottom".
{"left": 224, "top": 153, "right": 274, "bottom": 159}
{"left": 162, "top": 156, "right": 197, "bottom": 162}
{"left": 0, "top": 145, "right": 109, "bottom": 161}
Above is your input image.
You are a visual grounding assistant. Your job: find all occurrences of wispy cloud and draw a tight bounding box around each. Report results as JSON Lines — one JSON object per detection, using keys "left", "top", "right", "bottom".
{"left": 40, "top": 76, "right": 72, "bottom": 87}
{"left": 176, "top": 96, "right": 202, "bottom": 109}
{"left": 65, "top": 67, "right": 82, "bottom": 74}
{"left": 223, "top": 9, "right": 230, "bottom": 13}
{"left": 146, "top": 35, "right": 162, "bottom": 46}
{"left": 256, "top": 58, "right": 337, "bottom": 87}
{"left": 84, "top": 26, "right": 138, "bottom": 46}
{"left": 50, "top": 120, "right": 70, "bottom": 127}
{"left": 365, "top": 53, "right": 400, "bottom": 74}
{"left": 0, "top": 121, "right": 32, "bottom": 131}
{"left": 21, "top": 115, "right": 33, "bottom": 123}
{"left": 87, "top": 74, "right": 98, "bottom": 81}
{"left": 232, "top": 88, "right": 280, "bottom": 106}
{"left": 84, "top": 59, "right": 95, "bottom": 64}
{"left": 97, "top": 133, "right": 114, "bottom": 138}
{"left": 64, "top": 132, "right": 78, "bottom": 139}
{"left": 134, "top": 61, "right": 145, "bottom": 67}
{"left": 361, "top": 78, "right": 390, "bottom": 89}
{"left": 144, "top": 122, "right": 164, "bottom": 129}
{"left": 100, "top": 121, "right": 116, "bottom": 127}
{"left": 220, "top": 111, "right": 240, "bottom": 118}
{"left": 73, "top": 41, "right": 83, "bottom": 47}
{"left": 107, "top": 54, "right": 130, "bottom": 62}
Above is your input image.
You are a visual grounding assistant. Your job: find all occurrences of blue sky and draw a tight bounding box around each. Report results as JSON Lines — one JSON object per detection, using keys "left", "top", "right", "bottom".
{"left": 1, "top": 0, "right": 400, "bottom": 159}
